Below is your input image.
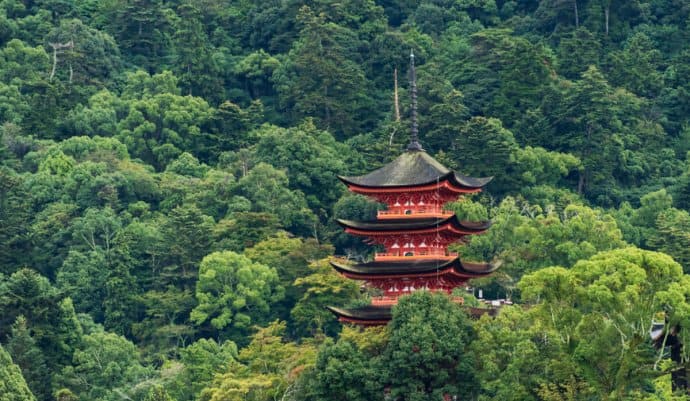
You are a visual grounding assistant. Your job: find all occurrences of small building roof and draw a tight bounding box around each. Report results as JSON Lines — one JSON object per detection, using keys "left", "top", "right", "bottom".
{"left": 339, "top": 151, "right": 492, "bottom": 189}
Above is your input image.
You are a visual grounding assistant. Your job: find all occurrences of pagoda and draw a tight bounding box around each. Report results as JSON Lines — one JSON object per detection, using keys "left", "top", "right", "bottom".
{"left": 327, "top": 52, "right": 499, "bottom": 325}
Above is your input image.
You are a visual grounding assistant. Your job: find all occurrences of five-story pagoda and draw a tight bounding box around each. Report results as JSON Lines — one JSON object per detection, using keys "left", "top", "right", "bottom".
{"left": 328, "top": 53, "right": 499, "bottom": 325}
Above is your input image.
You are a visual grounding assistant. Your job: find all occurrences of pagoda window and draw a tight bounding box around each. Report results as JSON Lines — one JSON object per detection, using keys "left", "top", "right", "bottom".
{"left": 391, "top": 243, "right": 400, "bottom": 248}
{"left": 404, "top": 252, "right": 414, "bottom": 257}
{"left": 394, "top": 201, "right": 401, "bottom": 206}
{"left": 419, "top": 241, "right": 427, "bottom": 247}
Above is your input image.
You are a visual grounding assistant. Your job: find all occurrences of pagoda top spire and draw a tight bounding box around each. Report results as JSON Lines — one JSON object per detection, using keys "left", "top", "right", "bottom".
{"left": 407, "top": 50, "right": 423, "bottom": 152}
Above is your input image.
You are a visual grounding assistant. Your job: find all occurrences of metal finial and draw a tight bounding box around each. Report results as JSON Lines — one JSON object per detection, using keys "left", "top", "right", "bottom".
{"left": 407, "top": 50, "right": 423, "bottom": 151}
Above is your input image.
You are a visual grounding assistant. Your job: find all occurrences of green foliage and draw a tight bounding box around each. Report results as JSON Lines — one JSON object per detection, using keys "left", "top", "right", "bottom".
{"left": 462, "top": 197, "right": 625, "bottom": 297}
{"left": 2, "top": 1, "right": 690, "bottom": 399}
{"left": 381, "top": 292, "right": 477, "bottom": 400}
{"left": 116, "top": 90, "right": 214, "bottom": 169}
{"left": 198, "top": 321, "right": 317, "bottom": 401}
{"left": 6, "top": 317, "right": 48, "bottom": 401}
{"left": 57, "top": 329, "right": 153, "bottom": 401}
{"left": 163, "top": 338, "right": 237, "bottom": 401}
{"left": 45, "top": 18, "right": 121, "bottom": 86}
{"left": 0, "top": 343, "right": 35, "bottom": 401}
{"left": 518, "top": 248, "right": 684, "bottom": 400}
{"left": 291, "top": 259, "right": 362, "bottom": 336}
{"left": 301, "top": 338, "right": 380, "bottom": 401}
{"left": 273, "top": 6, "right": 375, "bottom": 137}
{"left": 236, "top": 162, "right": 317, "bottom": 235}
{"left": 142, "top": 386, "right": 176, "bottom": 401}
{"left": 0, "top": 165, "right": 29, "bottom": 271}
{"left": 252, "top": 121, "right": 352, "bottom": 212}
{"left": 191, "top": 251, "right": 284, "bottom": 335}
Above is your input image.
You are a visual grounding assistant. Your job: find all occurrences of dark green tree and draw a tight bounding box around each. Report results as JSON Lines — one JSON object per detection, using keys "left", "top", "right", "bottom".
{"left": 6, "top": 316, "right": 48, "bottom": 401}
{"left": 101, "top": 0, "right": 172, "bottom": 69}
{"left": 381, "top": 292, "right": 477, "bottom": 400}
{"left": 171, "top": 3, "right": 221, "bottom": 99}
{"left": 273, "top": 6, "right": 375, "bottom": 138}
{"left": 300, "top": 339, "right": 381, "bottom": 401}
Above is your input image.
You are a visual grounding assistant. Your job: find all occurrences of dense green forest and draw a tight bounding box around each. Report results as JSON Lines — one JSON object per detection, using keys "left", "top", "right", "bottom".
{"left": 2, "top": 0, "right": 690, "bottom": 400}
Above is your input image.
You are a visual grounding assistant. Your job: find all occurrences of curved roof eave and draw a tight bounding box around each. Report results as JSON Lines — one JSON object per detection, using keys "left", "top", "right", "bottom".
{"left": 336, "top": 216, "right": 492, "bottom": 233}
{"left": 330, "top": 258, "right": 502, "bottom": 278}
{"left": 326, "top": 305, "right": 392, "bottom": 321}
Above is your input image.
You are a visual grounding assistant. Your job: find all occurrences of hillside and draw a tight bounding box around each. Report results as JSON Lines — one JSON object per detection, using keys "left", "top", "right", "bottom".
{"left": 1, "top": 1, "right": 690, "bottom": 400}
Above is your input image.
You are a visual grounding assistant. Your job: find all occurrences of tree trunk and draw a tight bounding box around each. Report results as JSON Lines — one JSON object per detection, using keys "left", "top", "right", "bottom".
{"left": 604, "top": 5, "right": 610, "bottom": 36}
{"left": 573, "top": 0, "right": 579, "bottom": 28}
{"left": 50, "top": 45, "right": 57, "bottom": 81}
{"left": 577, "top": 171, "right": 585, "bottom": 195}
{"left": 394, "top": 68, "right": 400, "bottom": 122}
{"left": 323, "top": 84, "right": 331, "bottom": 126}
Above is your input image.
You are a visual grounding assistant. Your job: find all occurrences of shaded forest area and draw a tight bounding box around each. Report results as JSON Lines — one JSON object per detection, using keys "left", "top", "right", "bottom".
{"left": 2, "top": 0, "right": 690, "bottom": 400}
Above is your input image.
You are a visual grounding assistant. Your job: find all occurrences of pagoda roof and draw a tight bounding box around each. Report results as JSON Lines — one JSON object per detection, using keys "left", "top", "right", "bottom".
{"left": 330, "top": 258, "right": 500, "bottom": 279}
{"left": 336, "top": 216, "right": 490, "bottom": 234}
{"left": 327, "top": 305, "right": 392, "bottom": 324}
{"left": 339, "top": 150, "right": 492, "bottom": 189}
{"left": 327, "top": 304, "right": 499, "bottom": 325}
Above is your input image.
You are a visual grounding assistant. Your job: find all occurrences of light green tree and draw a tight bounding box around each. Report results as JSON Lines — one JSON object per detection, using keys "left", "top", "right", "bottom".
{"left": 0, "top": 343, "right": 35, "bottom": 401}
{"left": 190, "top": 251, "right": 284, "bottom": 334}
{"left": 518, "top": 247, "right": 688, "bottom": 400}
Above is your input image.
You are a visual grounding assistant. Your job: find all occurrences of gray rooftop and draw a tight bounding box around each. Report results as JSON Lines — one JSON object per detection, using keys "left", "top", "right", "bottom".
{"left": 339, "top": 150, "right": 492, "bottom": 188}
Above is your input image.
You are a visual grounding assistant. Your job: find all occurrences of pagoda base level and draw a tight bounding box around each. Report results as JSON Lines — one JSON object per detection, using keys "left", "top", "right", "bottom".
{"left": 327, "top": 305, "right": 392, "bottom": 325}
{"left": 327, "top": 303, "right": 499, "bottom": 326}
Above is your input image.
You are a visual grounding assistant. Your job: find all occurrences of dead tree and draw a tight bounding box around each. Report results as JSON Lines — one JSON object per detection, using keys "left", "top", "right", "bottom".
{"left": 389, "top": 68, "right": 401, "bottom": 146}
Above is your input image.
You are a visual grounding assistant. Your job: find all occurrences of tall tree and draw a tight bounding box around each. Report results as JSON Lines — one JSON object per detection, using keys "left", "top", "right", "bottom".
{"left": 171, "top": 3, "right": 221, "bottom": 99}
{"left": 6, "top": 317, "right": 48, "bottom": 401}
{"left": 0, "top": 343, "right": 35, "bottom": 401}
{"left": 102, "top": 0, "right": 172, "bottom": 69}
{"left": 544, "top": 66, "right": 637, "bottom": 200}
{"left": 273, "top": 6, "right": 375, "bottom": 138}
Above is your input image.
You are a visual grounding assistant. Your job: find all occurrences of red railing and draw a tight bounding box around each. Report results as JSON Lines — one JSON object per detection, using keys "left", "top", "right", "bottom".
{"left": 374, "top": 251, "right": 458, "bottom": 260}
{"left": 377, "top": 208, "right": 453, "bottom": 219}
{"left": 371, "top": 296, "right": 399, "bottom": 306}
{"left": 371, "top": 295, "right": 464, "bottom": 306}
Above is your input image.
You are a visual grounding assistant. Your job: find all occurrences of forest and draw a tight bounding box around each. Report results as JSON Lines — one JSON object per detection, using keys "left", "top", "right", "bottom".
{"left": 2, "top": 0, "right": 690, "bottom": 400}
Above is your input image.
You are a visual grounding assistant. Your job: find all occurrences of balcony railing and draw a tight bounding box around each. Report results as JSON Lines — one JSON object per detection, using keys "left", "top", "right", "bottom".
{"left": 370, "top": 295, "right": 464, "bottom": 306}
{"left": 377, "top": 208, "right": 453, "bottom": 219}
{"left": 371, "top": 296, "right": 399, "bottom": 306}
{"left": 374, "top": 251, "right": 458, "bottom": 261}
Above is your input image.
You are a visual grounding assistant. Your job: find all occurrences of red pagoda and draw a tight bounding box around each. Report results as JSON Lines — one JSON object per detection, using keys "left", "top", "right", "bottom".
{"left": 328, "top": 52, "right": 499, "bottom": 325}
